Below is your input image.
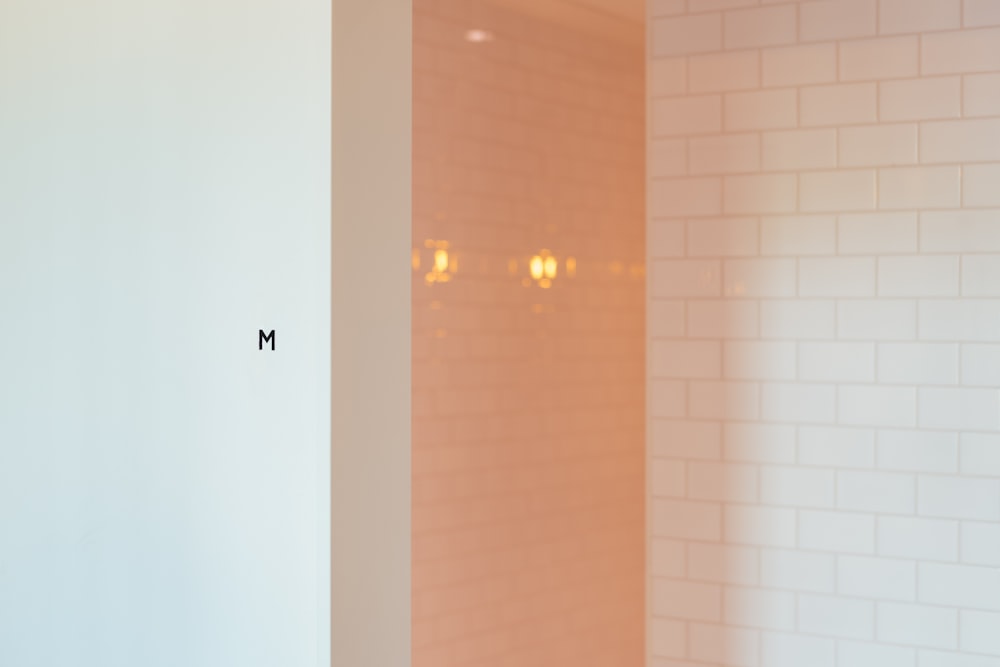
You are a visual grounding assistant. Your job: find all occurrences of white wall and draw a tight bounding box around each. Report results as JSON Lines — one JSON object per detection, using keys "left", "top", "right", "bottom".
{"left": 0, "top": 1, "right": 331, "bottom": 665}
{"left": 647, "top": 1, "right": 1000, "bottom": 665}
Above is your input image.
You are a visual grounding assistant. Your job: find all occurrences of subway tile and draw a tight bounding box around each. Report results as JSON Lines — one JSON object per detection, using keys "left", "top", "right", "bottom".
{"left": 689, "top": 461, "right": 759, "bottom": 503}
{"left": 725, "top": 505, "right": 798, "bottom": 548}
{"left": 838, "top": 555, "right": 917, "bottom": 601}
{"left": 650, "top": 138, "right": 688, "bottom": 178}
{"left": 724, "top": 422, "right": 797, "bottom": 464}
{"left": 962, "top": 610, "right": 1000, "bottom": 656}
{"left": 649, "top": 57, "right": 688, "bottom": 97}
{"left": 800, "top": 170, "right": 877, "bottom": 212}
{"left": 837, "top": 641, "right": 916, "bottom": 667}
{"left": 689, "top": 49, "right": 760, "bottom": 93}
{"left": 963, "top": 345, "right": 1000, "bottom": 386}
{"left": 652, "top": 95, "right": 722, "bottom": 136}
{"left": 799, "top": 258, "right": 877, "bottom": 297}
{"left": 798, "top": 594, "right": 875, "bottom": 639}
{"left": 878, "top": 429, "right": 959, "bottom": 474}
{"left": 689, "top": 134, "right": 761, "bottom": 175}
{"left": 650, "top": 382, "right": 688, "bottom": 418}
{"left": 687, "top": 217, "right": 759, "bottom": 255}
{"left": 964, "top": 164, "right": 1000, "bottom": 208}
{"left": 649, "top": 0, "right": 687, "bottom": 16}
{"left": 649, "top": 220, "right": 686, "bottom": 257}
{"left": 760, "top": 299, "right": 837, "bottom": 339}
{"left": 762, "top": 129, "right": 838, "bottom": 171}
{"left": 801, "top": 83, "right": 877, "bottom": 127}
{"left": 838, "top": 299, "right": 917, "bottom": 340}
{"left": 878, "top": 516, "right": 959, "bottom": 560}
{"left": 879, "top": 76, "right": 962, "bottom": 121}
{"left": 760, "top": 465, "right": 836, "bottom": 508}
{"left": 800, "top": 426, "right": 876, "bottom": 468}
{"left": 724, "top": 341, "right": 797, "bottom": 380}
{"left": 962, "top": 521, "right": 1000, "bottom": 566}
{"left": 877, "top": 343, "right": 959, "bottom": 385}
{"left": 687, "top": 299, "right": 760, "bottom": 338}
{"left": 799, "top": 342, "right": 876, "bottom": 382}
{"left": 651, "top": 13, "right": 723, "bottom": 57}
{"left": 652, "top": 578, "right": 722, "bottom": 621}
{"left": 724, "top": 586, "right": 797, "bottom": 630}
{"left": 652, "top": 459, "right": 687, "bottom": 497}
{"left": 800, "top": 510, "right": 875, "bottom": 554}
{"left": 839, "top": 36, "right": 919, "bottom": 82}
{"left": 800, "top": 0, "right": 877, "bottom": 42}
{"left": 760, "top": 549, "right": 836, "bottom": 593}
{"left": 651, "top": 419, "right": 722, "bottom": 459}
{"left": 961, "top": 433, "right": 1000, "bottom": 478}
{"left": 687, "top": 542, "right": 760, "bottom": 585}
{"left": 964, "top": 256, "right": 1000, "bottom": 296}
{"left": 920, "top": 210, "right": 1000, "bottom": 252}
{"left": 964, "top": 73, "right": 1000, "bottom": 117}
{"left": 688, "top": 0, "right": 758, "bottom": 10}
{"left": 725, "top": 89, "right": 798, "bottom": 131}
{"left": 689, "top": 623, "right": 760, "bottom": 667}
{"left": 724, "top": 258, "right": 798, "bottom": 297}
{"left": 762, "top": 632, "right": 835, "bottom": 667}
{"left": 724, "top": 174, "right": 798, "bottom": 214}
{"left": 651, "top": 340, "right": 721, "bottom": 378}
{"left": 838, "top": 212, "right": 919, "bottom": 254}
{"left": 919, "top": 299, "right": 1000, "bottom": 342}
{"left": 724, "top": 5, "right": 797, "bottom": 50}
{"left": 878, "top": 256, "right": 960, "bottom": 297}
{"left": 651, "top": 178, "right": 723, "bottom": 218}
{"left": 689, "top": 380, "right": 761, "bottom": 421}
{"left": 762, "top": 43, "right": 837, "bottom": 88}
{"left": 921, "top": 563, "right": 1000, "bottom": 611}
{"left": 838, "top": 385, "right": 917, "bottom": 428}
{"left": 918, "top": 474, "right": 1000, "bottom": 520}
{"left": 837, "top": 470, "right": 916, "bottom": 514}
{"left": 922, "top": 27, "right": 1000, "bottom": 74}
{"left": 650, "top": 259, "right": 721, "bottom": 297}
{"left": 879, "top": 0, "right": 961, "bottom": 35}
{"left": 761, "top": 382, "right": 836, "bottom": 423}
{"left": 651, "top": 539, "right": 687, "bottom": 577}
{"left": 918, "top": 387, "right": 1000, "bottom": 430}
{"left": 876, "top": 603, "right": 958, "bottom": 649}
{"left": 646, "top": 299, "right": 685, "bottom": 338}
{"left": 965, "top": 0, "right": 1000, "bottom": 26}
{"left": 652, "top": 498, "right": 722, "bottom": 541}
{"left": 879, "top": 166, "right": 961, "bottom": 210}
{"left": 760, "top": 215, "right": 837, "bottom": 255}
{"left": 839, "top": 124, "right": 918, "bottom": 167}
{"left": 921, "top": 119, "right": 1000, "bottom": 164}
{"left": 650, "top": 618, "right": 687, "bottom": 659}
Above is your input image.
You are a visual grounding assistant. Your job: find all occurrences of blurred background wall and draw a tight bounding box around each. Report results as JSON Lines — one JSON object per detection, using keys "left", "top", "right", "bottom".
{"left": 647, "top": 1, "right": 1000, "bottom": 666}
{"left": 411, "top": 1, "right": 646, "bottom": 665}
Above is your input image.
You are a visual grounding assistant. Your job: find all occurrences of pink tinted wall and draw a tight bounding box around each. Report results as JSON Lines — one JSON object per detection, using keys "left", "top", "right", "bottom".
{"left": 412, "top": 1, "right": 645, "bottom": 665}
{"left": 647, "top": 1, "right": 1000, "bottom": 666}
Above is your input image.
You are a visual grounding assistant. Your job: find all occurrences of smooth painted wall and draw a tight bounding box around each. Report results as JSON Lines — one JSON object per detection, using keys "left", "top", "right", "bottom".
{"left": 0, "top": 1, "right": 331, "bottom": 664}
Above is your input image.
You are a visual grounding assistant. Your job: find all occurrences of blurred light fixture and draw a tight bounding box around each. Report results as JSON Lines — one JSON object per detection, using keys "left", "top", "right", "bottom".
{"left": 529, "top": 249, "right": 558, "bottom": 289}
{"left": 465, "top": 29, "right": 493, "bottom": 43}
{"left": 418, "top": 239, "right": 457, "bottom": 285}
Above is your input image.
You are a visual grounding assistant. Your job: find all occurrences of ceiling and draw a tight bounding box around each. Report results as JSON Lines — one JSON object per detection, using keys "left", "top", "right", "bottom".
{"left": 484, "top": 0, "right": 644, "bottom": 45}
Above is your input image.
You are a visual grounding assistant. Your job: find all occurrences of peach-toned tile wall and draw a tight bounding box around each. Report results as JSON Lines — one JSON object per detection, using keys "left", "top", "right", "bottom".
{"left": 412, "top": 1, "right": 645, "bottom": 665}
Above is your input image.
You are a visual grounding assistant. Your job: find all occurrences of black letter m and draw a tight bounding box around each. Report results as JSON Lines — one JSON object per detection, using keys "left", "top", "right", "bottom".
{"left": 259, "top": 329, "right": 275, "bottom": 351}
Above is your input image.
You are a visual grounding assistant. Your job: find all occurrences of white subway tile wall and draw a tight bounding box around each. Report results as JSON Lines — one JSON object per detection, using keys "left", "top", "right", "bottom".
{"left": 648, "top": 0, "right": 1000, "bottom": 665}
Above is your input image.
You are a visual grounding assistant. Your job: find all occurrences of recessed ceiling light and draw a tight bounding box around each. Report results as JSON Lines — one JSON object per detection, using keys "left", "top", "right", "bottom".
{"left": 465, "top": 29, "right": 494, "bottom": 43}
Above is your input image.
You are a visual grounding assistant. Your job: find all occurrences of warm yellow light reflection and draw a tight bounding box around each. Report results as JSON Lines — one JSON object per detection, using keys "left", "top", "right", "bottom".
{"left": 529, "top": 249, "right": 558, "bottom": 288}
{"left": 421, "top": 239, "right": 456, "bottom": 285}
{"left": 566, "top": 257, "right": 577, "bottom": 277}
{"left": 412, "top": 248, "right": 421, "bottom": 271}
